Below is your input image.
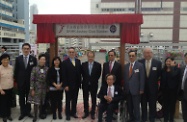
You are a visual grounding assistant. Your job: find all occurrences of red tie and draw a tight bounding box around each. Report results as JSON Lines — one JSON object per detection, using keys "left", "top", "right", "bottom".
{"left": 107, "top": 87, "right": 112, "bottom": 97}
{"left": 109, "top": 61, "right": 112, "bottom": 72}
{"left": 129, "top": 63, "right": 133, "bottom": 77}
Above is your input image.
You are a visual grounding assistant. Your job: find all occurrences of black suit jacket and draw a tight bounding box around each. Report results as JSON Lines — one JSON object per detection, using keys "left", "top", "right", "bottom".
{"left": 139, "top": 58, "right": 162, "bottom": 95}
{"left": 62, "top": 58, "right": 82, "bottom": 89}
{"left": 97, "top": 85, "right": 124, "bottom": 104}
{"left": 102, "top": 61, "right": 122, "bottom": 86}
{"left": 160, "top": 66, "right": 181, "bottom": 90}
{"left": 179, "top": 66, "right": 187, "bottom": 100}
{"left": 81, "top": 61, "right": 101, "bottom": 88}
{"left": 47, "top": 67, "right": 64, "bottom": 88}
{"left": 14, "top": 55, "right": 37, "bottom": 88}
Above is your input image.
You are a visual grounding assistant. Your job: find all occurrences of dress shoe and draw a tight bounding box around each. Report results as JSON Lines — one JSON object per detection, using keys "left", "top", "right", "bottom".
{"left": 7, "top": 116, "right": 13, "bottom": 121}
{"left": 58, "top": 114, "right": 62, "bottom": 119}
{"left": 150, "top": 120, "right": 155, "bottom": 122}
{"left": 82, "top": 113, "right": 89, "bottom": 119}
{"left": 3, "top": 118, "right": 7, "bottom": 122}
{"left": 18, "top": 115, "right": 25, "bottom": 120}
{"left": 39, "top": 114, "right": 46, "bottom": 119}
{"left": 127, "top": 119, "right": 134, "bottom": 122}
{"left": 91, "top": 114, "right": 95, "bottom": 120}
{"left": 72, "top": 114, "right": 78, "bottom": 118}
{"left": 66, "top": 116, "right": 70, "bottom": 121}
{"left": 27, "top": 113, "right": 33, "bottom": 118}
{"left": 53, "top": 114, "right": 57, "bottom": 120}
{"left": 33, "top": 117, "right": 37, "bottom": 122}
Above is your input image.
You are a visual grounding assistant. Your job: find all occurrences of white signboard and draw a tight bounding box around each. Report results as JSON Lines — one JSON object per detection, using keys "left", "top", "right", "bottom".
{"left": 56, "top": 24, "right": 120, "bottom": 37}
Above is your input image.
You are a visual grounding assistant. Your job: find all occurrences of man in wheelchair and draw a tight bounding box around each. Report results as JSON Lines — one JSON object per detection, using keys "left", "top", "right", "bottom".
{"left": 97, "top": 74, "right": 124, "bottom": 122}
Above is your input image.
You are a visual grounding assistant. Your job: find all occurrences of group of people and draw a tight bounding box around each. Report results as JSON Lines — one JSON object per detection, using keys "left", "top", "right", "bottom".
{"left": 0, "top": 43, "right": 187, "bottom": 122}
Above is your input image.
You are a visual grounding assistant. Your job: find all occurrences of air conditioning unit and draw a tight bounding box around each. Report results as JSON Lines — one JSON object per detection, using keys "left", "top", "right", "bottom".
{"left": 18, "top": 19, "right": 24, "bottom": 25}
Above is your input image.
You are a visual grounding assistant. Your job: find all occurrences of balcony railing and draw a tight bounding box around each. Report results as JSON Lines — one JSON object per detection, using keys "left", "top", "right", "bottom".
{"left": 0, "top": 0, "right": 13, "bottom": 8}
{"left": 0, "top": 9, "right": 13, "bottom": 17}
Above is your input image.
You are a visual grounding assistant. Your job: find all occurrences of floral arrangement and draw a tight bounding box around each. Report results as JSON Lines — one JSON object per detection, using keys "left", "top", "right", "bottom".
{"left": 165, "top": 51, "right": 184, "bottom": 58}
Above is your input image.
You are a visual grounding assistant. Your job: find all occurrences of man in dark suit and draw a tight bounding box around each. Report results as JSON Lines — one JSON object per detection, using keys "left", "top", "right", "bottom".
{"left": 102, "top": 50, "right": 121, "bottom": 87}
{"left": 124, "top": 50, "right": 145, "bottom": 122}
{"left": 98, "top": 74, "right": 124, "bottom": 122}
{"left": 180, "top": 53, "right": 187, "bottom": 122}
{"left": 62, "top": 47, "right": 82, "bottom": 121}
{"left": 139, "top": 47, "right": 162, "bottom": 122}
{"left": 81, "top": 51, "right": 101, "bottom": 119}
{"left": 1, "top": 46, "right": 7, "bottom": 55}
{"left": 14, "top": 43, "right": 37, "bottom": 120}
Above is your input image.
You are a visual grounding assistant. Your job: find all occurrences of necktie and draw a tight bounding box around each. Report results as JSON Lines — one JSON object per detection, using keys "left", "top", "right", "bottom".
{"left": 109, "top": 61, "right": 112, "bottom": 72}
{"left": 146, "top": 60, "right": 150, "bottom": 77}
{"left": 89, "top": 63, "right": 92, "bottom": 75}
{"left": 129, "top": 63, "right": 133, "bottom": 77}
{"left": 72, "top": 60, "right": 75, "bottom": 66}
{"left": 107, "top": 87, "right": 112, "bottom": 97}
{"left": 182, "top": 66, "right": 187, "bottom": 90}
{"left": 24, "top": 56, "right": 28, "bottom": 68}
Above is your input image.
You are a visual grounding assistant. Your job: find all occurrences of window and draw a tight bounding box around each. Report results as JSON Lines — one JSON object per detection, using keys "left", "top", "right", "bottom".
{"left": 96, "top": 4, "right": 99, "bottom": 8}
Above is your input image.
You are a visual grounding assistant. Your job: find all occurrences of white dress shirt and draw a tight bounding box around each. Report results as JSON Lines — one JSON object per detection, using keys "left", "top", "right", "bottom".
{"left": 145, "top": 59, "right": 152, "bottom": 69}
{"left": 182, "top": 66, "right": 187, "bottom": 90}
{"left": 109, "top": 60, "right": 115, "bottom": 70}
{"left": 129, "top": 61, "right": 135, "bottom": 70}
{"left": 23, "top": 55, "right": 30, "bottom": 65}
{"left": 107, "top": 85, "right": 114, "bottom": 97}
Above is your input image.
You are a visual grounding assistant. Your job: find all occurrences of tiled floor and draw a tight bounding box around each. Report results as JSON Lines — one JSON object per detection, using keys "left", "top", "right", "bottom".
{"left": 1, "top": 90, "right": 184, "bottom": 122}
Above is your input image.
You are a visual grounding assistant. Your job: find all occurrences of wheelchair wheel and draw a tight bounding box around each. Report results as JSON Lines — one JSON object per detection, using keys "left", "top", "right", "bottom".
{"left": 117, "top": 101, "right": 128, "bottom": 122}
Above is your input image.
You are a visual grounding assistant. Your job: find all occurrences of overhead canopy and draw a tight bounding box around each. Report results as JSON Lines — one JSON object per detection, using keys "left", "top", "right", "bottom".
{"left": 33, "top": 14, "right": 143, "bottom": 44}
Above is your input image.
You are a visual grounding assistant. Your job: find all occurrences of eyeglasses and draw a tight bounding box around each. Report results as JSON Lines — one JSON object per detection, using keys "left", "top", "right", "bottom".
{"left": 129, "top": 55, "right": 135, "bottom": 57}
{"left": 23, "top": 48, "right": 30, "bottom": 50}
{"left": 69, "top": 52, "right": 75, "bottom": 54}
{"left": 109, "top": 55, "right": 114, "bottom": 57}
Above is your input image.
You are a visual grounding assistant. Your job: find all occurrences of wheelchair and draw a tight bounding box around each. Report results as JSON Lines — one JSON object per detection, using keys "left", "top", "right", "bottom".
{"left": 98, "top": 100, "right": 128, "bottom": 122}
{"left": 117, "top": 100, "right": 128, "bottom": 122}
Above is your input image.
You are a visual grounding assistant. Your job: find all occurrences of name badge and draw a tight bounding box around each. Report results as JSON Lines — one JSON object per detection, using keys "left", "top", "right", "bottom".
{"left": 134, "top": 69, "right": 139, "bottom": 73}
{"left": 115, "top": 91, "right": 118, "bottom": 95}
{"left": 40, "top": 69, "right": 44, "bottom": 73}
{"left": 30, "top": 62, "right": 33, "bottom": 65}
{"left": 152, "top": 67, "right": 157, "bottom": 70}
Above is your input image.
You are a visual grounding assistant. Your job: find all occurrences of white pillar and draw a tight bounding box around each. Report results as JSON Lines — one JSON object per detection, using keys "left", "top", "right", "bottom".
{"left": 135, "top": 0, "right": 142, "bottom": 14}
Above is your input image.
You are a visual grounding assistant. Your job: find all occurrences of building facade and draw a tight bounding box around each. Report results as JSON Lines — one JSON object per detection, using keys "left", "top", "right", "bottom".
{"left": 90, "top": 0, "right": 187, "bottom": 50}
{"left": 0, "top": 0, "right": 25, "bottom": 58}
{"left": 30, "top": 4, "right": 38, "bottom": 44}
{"left": 13, "top": 0, "right": 29, "bottom": 42}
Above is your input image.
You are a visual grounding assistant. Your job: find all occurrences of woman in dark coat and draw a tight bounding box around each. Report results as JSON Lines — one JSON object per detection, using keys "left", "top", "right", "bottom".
{"left": 47, "top": 57, "right": 64, "bottom": 120}
{"left": 160, "top": 57, "right": 180, "bottom": 122}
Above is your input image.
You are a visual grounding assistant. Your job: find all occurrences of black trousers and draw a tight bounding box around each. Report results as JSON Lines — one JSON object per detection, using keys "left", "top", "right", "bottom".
{"left": 127, "top": 93, "right": 141, "bottom": 122}
{"left": 82, "top": 84, "right": 97, "bottom": 115}
{"left": 98, "top": 103, "right": 118, "bottom": 122}
{"left": 65, "top": 86, "right": 79, "bottom": 116}
{"left": 163, "top": 89, "right": 177, "bottom": 122}
{"left": 41, "top": 92, "right": 50, "bottom": 115}
{"left": 0, "top": 88, "right": 13, "bottom": 118}
{"left": 0, "top": 94, "right": 1, "bottom": 117}
{"left": 18, "top": 87, "right": 31, "bottom": 115}
{"left": 50, "top": 90, "right": 63, "bottom": 115}
{"left": 141, "top": 92, "right": 157, "bottom": 122}
{"left": 182, "top": 96, "right": 187, "bottom": 122}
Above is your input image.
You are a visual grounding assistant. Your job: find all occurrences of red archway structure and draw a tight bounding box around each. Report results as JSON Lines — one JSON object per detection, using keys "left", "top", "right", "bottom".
{"left": 33, "top": 14, "right": 143, "bottom": 84}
